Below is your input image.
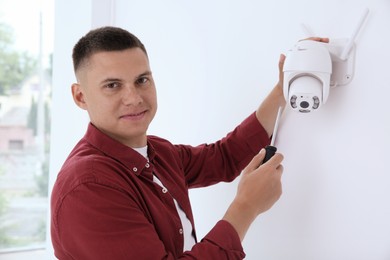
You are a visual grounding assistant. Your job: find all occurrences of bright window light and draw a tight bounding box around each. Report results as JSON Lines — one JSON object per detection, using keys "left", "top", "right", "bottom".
{"left": 0, "top": 0, "right": 53, "bottom": 258}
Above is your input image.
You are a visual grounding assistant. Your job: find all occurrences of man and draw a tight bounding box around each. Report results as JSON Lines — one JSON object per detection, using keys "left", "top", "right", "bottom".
{"left": 51, "top": 26, "right": 286, "bottom": 259}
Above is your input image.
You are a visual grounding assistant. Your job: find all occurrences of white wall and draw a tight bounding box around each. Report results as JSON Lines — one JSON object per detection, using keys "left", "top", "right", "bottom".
{"left": 49, "top": 0, "right": 390, "bottom": 259}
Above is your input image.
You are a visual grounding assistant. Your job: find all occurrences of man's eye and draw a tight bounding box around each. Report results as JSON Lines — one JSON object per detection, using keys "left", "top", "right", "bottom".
{"left": 105, "top": 82, "right": 119, "bottom": 89}
{"left": 136, "top": 77, "right": 149, "bottom": 85}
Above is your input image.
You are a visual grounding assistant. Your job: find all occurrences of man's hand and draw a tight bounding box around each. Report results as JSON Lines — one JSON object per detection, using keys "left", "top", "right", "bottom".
{"left": 300, "top": 37, "right": 329, "bottom": 43}
{"left": 223, "top": 149, "right": 284, "bottom": 241}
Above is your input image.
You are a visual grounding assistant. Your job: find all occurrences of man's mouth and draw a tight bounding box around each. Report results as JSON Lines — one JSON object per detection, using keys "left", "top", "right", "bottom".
{"left": 120, "top": 110, "right": 147, "bottom": 120}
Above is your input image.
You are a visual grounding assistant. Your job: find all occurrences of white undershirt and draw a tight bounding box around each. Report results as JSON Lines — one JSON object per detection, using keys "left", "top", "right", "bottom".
{"left": 133, "top": 146, "right": 196, "bottom": 252}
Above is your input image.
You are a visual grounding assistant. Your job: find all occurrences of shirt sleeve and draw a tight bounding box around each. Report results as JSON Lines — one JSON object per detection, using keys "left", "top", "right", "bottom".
{"left": 182, "top": 220, "right": 246, "bottom": 259}
{"left": 53, "top": 182, "right": 245, "bottom": 260}
{"left": 178, "top": 112, "right": 270, "bottom": 188}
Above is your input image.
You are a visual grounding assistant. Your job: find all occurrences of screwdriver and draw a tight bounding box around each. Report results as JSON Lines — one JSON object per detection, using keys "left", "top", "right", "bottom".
{"left": 263, "top": 106, "right": 283, "bottom": 163}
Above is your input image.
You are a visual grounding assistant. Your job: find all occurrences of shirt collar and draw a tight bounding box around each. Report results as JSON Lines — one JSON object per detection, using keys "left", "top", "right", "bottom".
{"left": 84, "top": 123, "right": 156, "bottom": 176}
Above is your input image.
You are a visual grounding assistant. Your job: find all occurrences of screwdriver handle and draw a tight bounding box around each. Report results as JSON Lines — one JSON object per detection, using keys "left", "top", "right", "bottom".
{"left": 263, "top": 145, "right": 277, "bottom": 163}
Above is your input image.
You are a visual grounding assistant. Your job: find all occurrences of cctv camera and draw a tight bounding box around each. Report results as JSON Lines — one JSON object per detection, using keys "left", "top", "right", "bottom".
{"left": 283, "top": 9, "right": 367, "bottom": 113}
{"left": 288, "top": 76, "right": 322, "bottom": 113}
{"left": 283, "top": 40, "right": 332, "bottom": 113}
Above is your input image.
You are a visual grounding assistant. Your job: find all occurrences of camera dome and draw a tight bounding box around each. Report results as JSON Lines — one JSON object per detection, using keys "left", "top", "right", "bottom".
{"left": 288, "top": 76, "right": 322, "bottom": 113}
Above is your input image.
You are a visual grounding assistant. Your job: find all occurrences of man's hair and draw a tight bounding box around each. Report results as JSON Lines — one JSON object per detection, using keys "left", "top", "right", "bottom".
{"left": 72, "top": 26, "right": 147, "bottom": 72}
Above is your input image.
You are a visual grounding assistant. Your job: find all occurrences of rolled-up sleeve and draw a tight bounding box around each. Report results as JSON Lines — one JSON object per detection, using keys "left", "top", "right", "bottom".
{"left": 179, "top": 112, "right": 270, "bottom": 188}
{"left": 182, "top": 220, "right": 245, "bottom": 259}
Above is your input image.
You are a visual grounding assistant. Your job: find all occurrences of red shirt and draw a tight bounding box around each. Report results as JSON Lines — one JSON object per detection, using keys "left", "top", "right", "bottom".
{"left": 51, "top": 112, "right": 270, "bottom": 259}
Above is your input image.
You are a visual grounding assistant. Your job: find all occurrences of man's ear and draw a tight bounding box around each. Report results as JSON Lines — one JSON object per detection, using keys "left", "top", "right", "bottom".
{"left": 71, "top": 83, "right": 88, "bottom": 110}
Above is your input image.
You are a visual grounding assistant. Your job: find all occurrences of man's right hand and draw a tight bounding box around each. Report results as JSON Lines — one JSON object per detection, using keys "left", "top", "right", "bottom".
{"left": 222, "top": 149, "right": 284, "bottom": 241}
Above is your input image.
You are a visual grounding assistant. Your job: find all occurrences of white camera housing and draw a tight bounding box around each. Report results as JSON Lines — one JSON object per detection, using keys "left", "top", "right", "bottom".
{"left": 283, "top": 40, "right": 332, "bottom": 113}
{"left": 283, "top": 8, "right": 368, "bottom": 113}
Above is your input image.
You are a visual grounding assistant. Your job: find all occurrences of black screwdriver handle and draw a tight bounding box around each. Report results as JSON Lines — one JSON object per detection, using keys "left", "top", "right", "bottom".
{"left": 263, "top": 145, "right": 277, "bottom": 163}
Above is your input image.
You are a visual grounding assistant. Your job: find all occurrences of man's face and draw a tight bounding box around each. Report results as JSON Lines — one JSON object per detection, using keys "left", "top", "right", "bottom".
{"left": 72, "top": 48, "right": 157, "bottom": 148}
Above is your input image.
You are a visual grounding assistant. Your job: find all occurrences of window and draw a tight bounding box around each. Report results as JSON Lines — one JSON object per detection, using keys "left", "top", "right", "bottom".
{"left": 0, "top": 0, "right": 53, "bottom": 258}
{"left": 8, "top": 140, "right": 24, "bottom": 150}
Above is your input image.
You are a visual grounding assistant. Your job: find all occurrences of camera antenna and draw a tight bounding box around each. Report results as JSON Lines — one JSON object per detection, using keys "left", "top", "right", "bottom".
{"left": 340, "top": 8, "right": 369, "bottom": 60}
{"left": 301, "top": 23, "right": 316, "bottom": 38}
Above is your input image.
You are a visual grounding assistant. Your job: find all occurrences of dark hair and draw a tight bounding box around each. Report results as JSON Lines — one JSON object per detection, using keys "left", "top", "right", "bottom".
{"left": 72, "top": 26, "right": 147, "bottom": 72}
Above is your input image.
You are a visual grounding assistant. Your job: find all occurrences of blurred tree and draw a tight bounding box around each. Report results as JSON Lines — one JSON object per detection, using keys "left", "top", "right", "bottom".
{"left": 0, "top": 22, "right": 37, "bottom": 95}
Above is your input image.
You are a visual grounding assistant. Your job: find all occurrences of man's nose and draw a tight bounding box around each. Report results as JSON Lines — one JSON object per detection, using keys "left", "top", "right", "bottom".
{"left": 122, "top": 85, "right": 142, "bottom": 106}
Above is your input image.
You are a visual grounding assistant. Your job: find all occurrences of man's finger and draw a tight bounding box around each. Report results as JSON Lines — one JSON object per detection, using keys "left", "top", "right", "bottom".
{"left": 242, "top": 149, "right": 266, "bottom": 174}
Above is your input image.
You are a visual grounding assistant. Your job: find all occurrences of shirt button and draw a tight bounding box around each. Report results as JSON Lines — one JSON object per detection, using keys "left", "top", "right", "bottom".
{"left": 179, "top": 228, "right": 183, "bottom": 235}
{"left": 133, "top": 167, "right": 138, "bottom": 172}
{"left": 162, "top": 188, "right": 168, "bottom": 193}
{"left": 145, "top": 163, "right": 150, "bottom": 168}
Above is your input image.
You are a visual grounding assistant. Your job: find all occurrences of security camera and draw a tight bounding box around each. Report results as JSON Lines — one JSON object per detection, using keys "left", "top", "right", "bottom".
{"left": 283, "top": 9, "right": 368, "bottom": 113}
{"left": 283, "top": 40, "right": 332, "bottom": 113}
{"left": 288, "top": 76, "right": 323, "bottom": 113}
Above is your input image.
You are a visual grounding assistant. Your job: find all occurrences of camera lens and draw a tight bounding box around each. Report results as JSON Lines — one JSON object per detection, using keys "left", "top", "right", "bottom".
{"left": 300, "top": 101, "right": 309, "bottom": 108}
